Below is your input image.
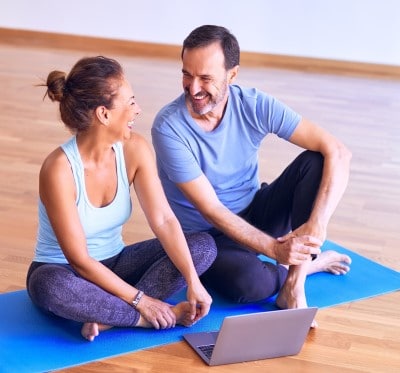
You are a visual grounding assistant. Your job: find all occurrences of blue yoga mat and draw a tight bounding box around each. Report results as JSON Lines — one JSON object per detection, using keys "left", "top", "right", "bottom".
{"left": 1, "top": 241, "right": 400, "bottom": 373}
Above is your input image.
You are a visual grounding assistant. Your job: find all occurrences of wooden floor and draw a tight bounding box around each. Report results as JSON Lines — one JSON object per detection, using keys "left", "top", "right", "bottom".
{"left": 0, "top": 35, "right": 399, "bottom": 372}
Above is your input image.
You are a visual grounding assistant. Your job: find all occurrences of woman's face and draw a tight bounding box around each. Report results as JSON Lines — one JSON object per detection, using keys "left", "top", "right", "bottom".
{"left": 109, "top": 77, "right": 142, "bottom": 140}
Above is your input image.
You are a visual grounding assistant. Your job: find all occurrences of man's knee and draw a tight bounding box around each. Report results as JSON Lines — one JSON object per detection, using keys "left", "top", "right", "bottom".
{"left": 301, "top": 150, "right": 324, "bottom": 175}
{"left": 230, "top": 273, "right": 272, "bottom": 303}
{"left": 202, "top": 258, "right": 286, "bottom": 304}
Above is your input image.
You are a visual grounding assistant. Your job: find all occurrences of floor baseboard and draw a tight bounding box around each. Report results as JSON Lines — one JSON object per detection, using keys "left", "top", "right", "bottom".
{"left": 1, "top": 27, "right": 399, "bottom": 79}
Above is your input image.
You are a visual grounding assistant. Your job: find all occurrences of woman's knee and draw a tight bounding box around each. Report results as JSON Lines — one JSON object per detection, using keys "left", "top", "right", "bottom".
{"left": 185, "top": 232, "right": 217, "bottom": 271}
{"left": 27, "top": 264, "right": 74, "bottom": 310}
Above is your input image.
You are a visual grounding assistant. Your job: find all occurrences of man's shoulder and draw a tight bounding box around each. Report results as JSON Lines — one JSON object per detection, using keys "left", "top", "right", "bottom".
{"left": 153, "top": 94, "right": 185, "bottom": 127}
{"left": 230, "top": 85, "right": 271, "bottom": 103}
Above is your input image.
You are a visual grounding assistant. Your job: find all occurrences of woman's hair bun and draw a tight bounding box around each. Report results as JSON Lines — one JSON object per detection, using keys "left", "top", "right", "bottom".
{"left": 46, "top": 70, "right": 67, "bottom": 102}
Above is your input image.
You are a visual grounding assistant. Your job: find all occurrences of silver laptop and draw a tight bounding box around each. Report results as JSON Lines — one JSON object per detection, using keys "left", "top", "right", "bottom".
{"left": 183, "top": 307, "right": 317, "bottom": 366}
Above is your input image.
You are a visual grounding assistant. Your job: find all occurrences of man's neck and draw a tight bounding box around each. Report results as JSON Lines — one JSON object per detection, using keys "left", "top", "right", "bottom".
{"left": 188, "top": 97, "right": 228, "bottom": 132}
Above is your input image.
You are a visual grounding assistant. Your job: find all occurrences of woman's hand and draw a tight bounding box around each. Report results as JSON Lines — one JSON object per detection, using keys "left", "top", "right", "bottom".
{"left": 186, "top": 280, "right": 213, "bottom": 324}
{"left": 135, "top": 294, "right": 176, "bottom": 329}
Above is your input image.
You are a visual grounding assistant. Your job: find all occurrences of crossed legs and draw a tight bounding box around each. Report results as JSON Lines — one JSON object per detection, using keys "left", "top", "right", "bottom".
{"left": 201, "top": 151, "right": 351, "bottom": 316}
{"left": 27, "top": 232, "right": 217, "bottom": 340}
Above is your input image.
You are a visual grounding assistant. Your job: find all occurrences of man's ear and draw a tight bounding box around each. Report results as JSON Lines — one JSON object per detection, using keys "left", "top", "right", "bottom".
{"left": 228, "top": 65, "right": 239, "bottom": 84}
{"left": 95, "top": 106, "right": 110, "bottom": 125}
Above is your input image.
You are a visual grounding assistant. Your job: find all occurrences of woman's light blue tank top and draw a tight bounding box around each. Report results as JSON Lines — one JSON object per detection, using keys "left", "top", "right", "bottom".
{"left": 34, "top": 136, "right": 132, "bottom": 263}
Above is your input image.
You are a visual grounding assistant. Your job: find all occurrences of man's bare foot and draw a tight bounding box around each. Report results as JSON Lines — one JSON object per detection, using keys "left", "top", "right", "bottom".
{"left": 276, "top": 275, "right": 307, "bottom": 310}
{"left": 274, "top": 250, "right": 350, "bottom": 329}
{"left": 309, "top": 250, "right": 351, "bottom": 275}
{"left": 81, "top": 322, "right": 112, "bottom": 341}
{"left": 276, "top": 264, "right": 318, "bottom": 328}
{"left": 276, "top": 285, "right": 318, "bottom": 328}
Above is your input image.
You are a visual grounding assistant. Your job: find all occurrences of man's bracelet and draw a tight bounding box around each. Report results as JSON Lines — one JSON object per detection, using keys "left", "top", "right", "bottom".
{"left": 131, "top": 290, "right": 144, "bottom": 309}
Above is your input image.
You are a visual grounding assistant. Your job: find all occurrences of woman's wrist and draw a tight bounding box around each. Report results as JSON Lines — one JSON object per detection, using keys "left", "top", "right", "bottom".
{"left": 185, "top": 272, "right": 202, "bottom": 288}
{"left": 131, "top": 290, "right": 144, "bottom": 309}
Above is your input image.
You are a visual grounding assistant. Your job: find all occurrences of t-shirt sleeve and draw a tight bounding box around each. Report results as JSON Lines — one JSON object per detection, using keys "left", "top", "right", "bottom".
{"left": 255, "top": 90, "right": 301, "bottom": 140}
{"left": 151, "top": 125, "right": 203, "bottom": 184}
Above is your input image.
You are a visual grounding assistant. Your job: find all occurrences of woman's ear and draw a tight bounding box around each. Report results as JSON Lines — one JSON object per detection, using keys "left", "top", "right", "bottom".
{"left": 95, "top": 106, "right": 110, "bottom": 126}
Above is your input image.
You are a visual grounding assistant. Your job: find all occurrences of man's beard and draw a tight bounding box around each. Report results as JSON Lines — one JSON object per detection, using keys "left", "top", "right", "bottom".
{"left": 185, "top": 81, "right": 228, "bottom": 116}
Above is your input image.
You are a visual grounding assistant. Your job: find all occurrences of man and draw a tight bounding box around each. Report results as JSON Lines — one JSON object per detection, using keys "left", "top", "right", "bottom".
{"left": 151, "top": 25, "right": 352, "bottom": 318}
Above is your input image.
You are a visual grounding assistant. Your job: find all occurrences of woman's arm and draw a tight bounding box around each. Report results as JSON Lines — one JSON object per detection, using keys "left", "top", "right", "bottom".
{"left": 40, "top": 147, "right": 175, "bottom": 328}
{"left": 125, "top": 134, "right": 212, "bottom": 321}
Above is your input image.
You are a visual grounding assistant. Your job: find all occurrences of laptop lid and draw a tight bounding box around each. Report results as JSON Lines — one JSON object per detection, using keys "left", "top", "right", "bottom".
{"left": 183, "top": 307, "right": 317, "bottom": 366}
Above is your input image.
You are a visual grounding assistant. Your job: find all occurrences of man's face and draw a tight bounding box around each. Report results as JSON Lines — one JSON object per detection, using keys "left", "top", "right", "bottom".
{"left": 182, "top": 42, "right": 231, "bottom": 116}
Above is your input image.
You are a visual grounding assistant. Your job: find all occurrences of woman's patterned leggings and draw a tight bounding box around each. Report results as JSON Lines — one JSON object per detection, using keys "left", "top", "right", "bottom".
{"left": 26, "top": 232, "right": 217, "bottom": 327}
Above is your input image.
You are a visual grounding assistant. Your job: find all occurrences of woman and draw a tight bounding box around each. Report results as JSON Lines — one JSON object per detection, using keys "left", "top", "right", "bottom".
{"left": 26, "top": 56, "right": 217, "bottom": 341}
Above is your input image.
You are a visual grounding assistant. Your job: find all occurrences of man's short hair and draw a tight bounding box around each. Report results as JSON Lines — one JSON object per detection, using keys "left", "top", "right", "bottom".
{"left": 182, "top": 25, "right": 240, "bottom": 69}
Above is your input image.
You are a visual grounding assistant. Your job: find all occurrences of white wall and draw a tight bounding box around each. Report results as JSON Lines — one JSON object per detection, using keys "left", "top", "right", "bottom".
{"left": 1, "top": 0, "right": 399, "bottom": 66}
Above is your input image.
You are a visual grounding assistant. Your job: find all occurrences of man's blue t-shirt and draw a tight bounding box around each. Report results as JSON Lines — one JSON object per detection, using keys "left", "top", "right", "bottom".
{"left": 151, "top": 85, "right": 301, "bottom": 232}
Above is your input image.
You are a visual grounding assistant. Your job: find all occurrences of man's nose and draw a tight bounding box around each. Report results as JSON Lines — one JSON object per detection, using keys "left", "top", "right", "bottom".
{"left": 188, "top": 78, "right": 202, "bottom": 96}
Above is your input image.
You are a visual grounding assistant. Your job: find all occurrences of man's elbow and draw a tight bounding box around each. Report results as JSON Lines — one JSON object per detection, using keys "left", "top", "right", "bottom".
{"left": 339, "top": 142, "right": 352, "bottom": 165}
{"left": 327, "top": 141, "right": 352, "bottom": 166}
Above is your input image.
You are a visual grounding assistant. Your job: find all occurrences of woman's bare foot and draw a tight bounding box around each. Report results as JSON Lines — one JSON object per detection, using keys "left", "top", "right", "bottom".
{"left": 81, "top": 322, "right": 112, "bottom": 341}
{"left": 172, "top": 301, "right": 197, "bottom": 327}
{"left": 136, "top": 301, "right": 197, "bottom": 329}
{"left": 309, "top": 250, "right": 351, "bottom": 275}
{"left": 81, "top": 301, "right": 197, "bottom": 340}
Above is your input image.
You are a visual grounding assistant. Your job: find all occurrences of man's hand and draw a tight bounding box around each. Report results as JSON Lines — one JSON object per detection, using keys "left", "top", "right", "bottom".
{"left": 292, "top": 220, "right": 327, "bottom": 244}
{"left": 274, "top": 234, "right": 322, "bottom": 265}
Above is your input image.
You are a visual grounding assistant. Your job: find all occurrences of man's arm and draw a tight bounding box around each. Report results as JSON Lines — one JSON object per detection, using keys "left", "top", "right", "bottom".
{"left": 286, "top": 118, "right": 352, "bottom": 241}
{"left": 177, "top": 174, "right": 322, "bottom": 265}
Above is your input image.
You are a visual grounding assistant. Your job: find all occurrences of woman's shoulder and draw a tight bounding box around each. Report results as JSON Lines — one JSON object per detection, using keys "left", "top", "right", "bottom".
{"left": 123, "top": 132, "right": 153, "bottom": 154}
{"left": 40, "top": 146, "right": 71, "bottom": 180}
{"left": 122, "top": 132, "right": 155, "bottom": 177}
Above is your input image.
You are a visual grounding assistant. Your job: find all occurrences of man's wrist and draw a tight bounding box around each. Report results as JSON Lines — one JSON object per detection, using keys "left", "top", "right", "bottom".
{"left": 261, "top": 235, "right": 278, "bottom": 260}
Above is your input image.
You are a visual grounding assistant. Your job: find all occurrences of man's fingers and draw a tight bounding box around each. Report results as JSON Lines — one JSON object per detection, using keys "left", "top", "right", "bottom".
{"left": 303, "top": 245, "right": 321, "bottom": 256}
{"left": 304, "top": 235, "right": 323, "bottom": 247}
